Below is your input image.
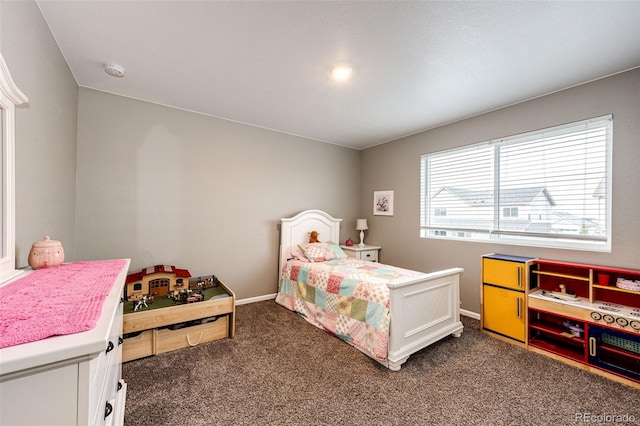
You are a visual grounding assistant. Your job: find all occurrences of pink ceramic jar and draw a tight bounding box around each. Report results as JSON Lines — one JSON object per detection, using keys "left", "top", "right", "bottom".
{"left": 28, "top": 236, "right": 65, "bottom": 269}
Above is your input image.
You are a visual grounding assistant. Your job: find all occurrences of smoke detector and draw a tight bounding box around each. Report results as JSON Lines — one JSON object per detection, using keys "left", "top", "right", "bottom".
{"left": 103, "top": 63, "right": 125, "bottom": 78}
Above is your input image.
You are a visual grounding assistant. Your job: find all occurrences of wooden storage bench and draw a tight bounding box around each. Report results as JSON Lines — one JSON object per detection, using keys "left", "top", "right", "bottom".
{"left": 122, "top": 281, "right": 235, "bottom": 362}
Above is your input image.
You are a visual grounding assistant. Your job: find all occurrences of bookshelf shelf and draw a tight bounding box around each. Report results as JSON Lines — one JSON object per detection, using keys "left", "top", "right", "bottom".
{"left": 527, "top": 259, "right": 640, "bottom": 388}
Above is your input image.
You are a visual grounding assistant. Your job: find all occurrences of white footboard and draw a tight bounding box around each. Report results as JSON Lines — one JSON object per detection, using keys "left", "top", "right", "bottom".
{"left": 385, "top": 267, "right": 464, "bottom": 370}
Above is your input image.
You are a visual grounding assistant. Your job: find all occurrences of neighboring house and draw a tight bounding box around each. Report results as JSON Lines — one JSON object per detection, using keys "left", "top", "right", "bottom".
{"left": 430, "top": 186, "right": 556, "bottom": 235}
{"left": 552, "top": 212, "right": 602, "bottom": 235}
{"left": 125, "top": 264, "right": 192, "bottom": 301}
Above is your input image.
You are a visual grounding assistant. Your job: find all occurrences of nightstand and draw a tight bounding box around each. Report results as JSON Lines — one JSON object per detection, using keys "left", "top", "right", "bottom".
{"left": 340, "top": 244, "right": 381, "bottom": 262}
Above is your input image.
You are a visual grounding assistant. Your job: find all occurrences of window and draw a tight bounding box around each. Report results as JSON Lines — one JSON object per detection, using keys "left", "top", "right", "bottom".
{"left": 134, "top": 283, "right": 142, "bottom": 291}
{"left": 503, "top": 207, "right": 518, "bottom": 218}
{"left": 0, "top": 53, "right": 28, "bottom": 283}
{"left": 420, "top": 115, "right": 612, "bottom": 251}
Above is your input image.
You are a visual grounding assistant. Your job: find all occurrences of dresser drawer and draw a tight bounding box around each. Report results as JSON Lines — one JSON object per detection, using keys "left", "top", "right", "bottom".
{"left": 95, "top": 364, "right": 122, "bottom": 426}
{"left": 90, "top": 301, "right": 124, "bottom": 426}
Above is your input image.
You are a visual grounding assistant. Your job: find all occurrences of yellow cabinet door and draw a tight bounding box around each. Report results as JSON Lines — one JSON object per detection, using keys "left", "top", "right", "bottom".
{"left": 482, "top": 284, "right": 525, "bottom": 341}
{"left": 483, "top": 258, "right": 525, "bottom": 290}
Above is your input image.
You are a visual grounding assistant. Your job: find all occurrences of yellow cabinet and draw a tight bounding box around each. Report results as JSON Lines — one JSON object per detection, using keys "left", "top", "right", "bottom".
{"left": 481, "top": 254, "right": 533, "bottom": 344}
{"left": 482, "top": 284, "right": 525, "bottom": 341}
{"left": 483, "top": 258, "right": 526, "bottom": 290}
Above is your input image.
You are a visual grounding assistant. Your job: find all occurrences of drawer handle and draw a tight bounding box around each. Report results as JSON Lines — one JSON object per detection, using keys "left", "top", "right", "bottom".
{"left": 106, "top": 341, "right": 114, "bottom": 354}
{"left": 589, "top": 337, "right": 597, "bottom": 357}
{"left": 516, "top": 297, "right": 522, "bottom": 318}
{"left": 104, "top": 402, "right": 113, "bottom": 419}
{"left": 517, "top": 266, "right": 522, "bottom": 287}
{"left": 117, "top": 381, "right": 123, "bottom": 392}
{"left": 118, "top": 336, "right": 124, "bottom": 346}
{"left": 187, "top": 331, "right": 204, "bottom": 347}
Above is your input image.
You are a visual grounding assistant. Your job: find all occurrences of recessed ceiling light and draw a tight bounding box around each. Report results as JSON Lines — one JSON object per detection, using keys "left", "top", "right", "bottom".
{"left": 330, "top": 64, "right": 352, "bottom": 80}
{"left": 104, "top": 63, "right": 125, "bottom": 78}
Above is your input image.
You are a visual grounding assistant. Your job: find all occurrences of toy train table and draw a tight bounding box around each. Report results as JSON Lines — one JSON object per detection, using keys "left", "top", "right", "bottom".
{"left": 122, "top": 265, "right": 235, "bottom": 362}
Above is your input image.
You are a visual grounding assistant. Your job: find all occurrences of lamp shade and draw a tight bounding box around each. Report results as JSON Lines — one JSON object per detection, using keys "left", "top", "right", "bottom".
{"left": 356, "top": 219, "right": 368, "bottom": 230}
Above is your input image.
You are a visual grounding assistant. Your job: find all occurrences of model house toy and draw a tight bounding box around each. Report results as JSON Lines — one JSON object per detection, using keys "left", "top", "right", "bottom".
{"left": 125, "top": 265, "right": 223, "bottom": 311}
{"left": 125, "top": 264, "right": 192, "bottom": 302}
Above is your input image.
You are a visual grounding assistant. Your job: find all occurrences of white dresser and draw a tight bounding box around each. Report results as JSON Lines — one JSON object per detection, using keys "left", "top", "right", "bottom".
{"left": 0, "top": 259, "right": 130, "bottom": 426}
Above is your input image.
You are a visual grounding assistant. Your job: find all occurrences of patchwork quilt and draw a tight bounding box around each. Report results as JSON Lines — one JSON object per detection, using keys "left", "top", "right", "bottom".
{"left": 275, "top": 258, "right": 423, "bottom": 360}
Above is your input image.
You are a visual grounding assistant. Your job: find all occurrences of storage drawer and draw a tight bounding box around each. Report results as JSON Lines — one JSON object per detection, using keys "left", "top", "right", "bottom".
{"left": 122, "top": 330, "right": 155, "bottom": 362}
{"left": 156, "top": 316, "right": 229, "bottom": 354}
{"left": 359, "top": 250, "right": 378, "bottom": 262}
{"left": 89, "top": 345, "right": 109, "bottom": 416}
{"left": 91, "top": 357, "right": 121, "bottom": 426}
{"left": 112, "top": 380, "right": 127, "bottom": 426}
{"left": 90, "top": 309, "right": 123, "bottom": 425}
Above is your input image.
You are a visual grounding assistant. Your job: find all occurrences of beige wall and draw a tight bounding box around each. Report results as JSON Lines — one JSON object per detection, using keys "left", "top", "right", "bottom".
{"left": 1, "top": 0, "right": 78, "bottom": 267}
{"left": 75, "top": 88, "right": 360, "bottom": 299}
{"left": 3, "top": 1, "right": 360, "bottom": 300}
{"left": 361, "top": 69, "right": 640, "bottom": 314}
{"left": 3, "top": 0, "right": 638, "bottom": 309}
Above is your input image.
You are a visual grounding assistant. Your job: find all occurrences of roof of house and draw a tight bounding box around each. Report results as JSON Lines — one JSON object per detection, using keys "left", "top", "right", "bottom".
{"left": 126, "top": 264, "right": 192, "bottom": 284}
{"left": 552, "top": 211, "right": 600, "bottom": 228}
{"left": 434, "top": 186, "right": 556, "bottom": 206}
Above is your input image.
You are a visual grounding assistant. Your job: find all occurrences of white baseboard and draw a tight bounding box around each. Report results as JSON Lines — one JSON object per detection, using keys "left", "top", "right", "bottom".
{"left": 236, "top": 293, "right": 276, "bottom": 306}
{"left": 460, "top": 309, "right": 480, "bottom": 320}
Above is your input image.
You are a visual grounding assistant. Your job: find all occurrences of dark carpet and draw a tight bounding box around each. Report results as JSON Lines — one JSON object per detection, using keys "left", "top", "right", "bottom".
{"left": 123, "top": 300, "right": 639, "bottom": 426}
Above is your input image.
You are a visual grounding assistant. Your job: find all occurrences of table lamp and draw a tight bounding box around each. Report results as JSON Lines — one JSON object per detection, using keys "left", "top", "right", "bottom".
{"left": 356, "top": 219, "right": 368, "bottom": 247}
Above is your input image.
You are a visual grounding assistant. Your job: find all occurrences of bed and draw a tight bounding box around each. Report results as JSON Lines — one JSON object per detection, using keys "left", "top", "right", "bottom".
{"left": 275, "top": 209, "right": 464, "bottom": 370}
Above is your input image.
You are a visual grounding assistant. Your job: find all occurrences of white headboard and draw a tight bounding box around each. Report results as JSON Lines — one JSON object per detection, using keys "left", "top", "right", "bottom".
{"left": 278, "top": 209, "right": 342, "bottom": 282}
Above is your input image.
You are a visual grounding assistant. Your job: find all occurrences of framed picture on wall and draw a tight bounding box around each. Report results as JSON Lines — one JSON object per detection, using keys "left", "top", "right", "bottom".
{"left": 373, "top": 190, "right": 394, "bottom": 216}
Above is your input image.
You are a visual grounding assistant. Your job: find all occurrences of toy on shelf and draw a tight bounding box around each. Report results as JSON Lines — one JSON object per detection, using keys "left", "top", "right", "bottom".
{"left": 125, "top": 265, "right": 223, "bottom": 313}
{"left": 616, "top": 277, "right": 640, "bottom": 292}
{"left": 133, "top": 295, "right": 150, "bottom": 311}
{"left": 562, "top": 320, "right": 584, "bottom": 338}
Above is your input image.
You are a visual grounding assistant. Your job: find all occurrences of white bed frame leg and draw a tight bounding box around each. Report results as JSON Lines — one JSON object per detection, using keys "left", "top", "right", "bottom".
{"left": 452, "top": 331, "right": 463, "bottom": 338}
{"left": 386, "top": 357, "right": 408, "bottom": 371}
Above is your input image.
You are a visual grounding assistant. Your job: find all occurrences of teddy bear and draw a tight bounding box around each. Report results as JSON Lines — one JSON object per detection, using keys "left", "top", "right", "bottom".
{"left": 308, "top": 231, "right": 320, "bottom": 243}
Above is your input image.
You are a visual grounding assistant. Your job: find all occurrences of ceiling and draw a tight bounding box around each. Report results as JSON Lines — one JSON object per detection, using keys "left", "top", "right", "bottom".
{"left": 36, "top": 1, "right": 640, "bottom": 150}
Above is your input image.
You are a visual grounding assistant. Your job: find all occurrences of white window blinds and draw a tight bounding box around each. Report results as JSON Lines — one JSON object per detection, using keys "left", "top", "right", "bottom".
{"left": 420, "top": 115, "right": 612, "bottom": 251}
